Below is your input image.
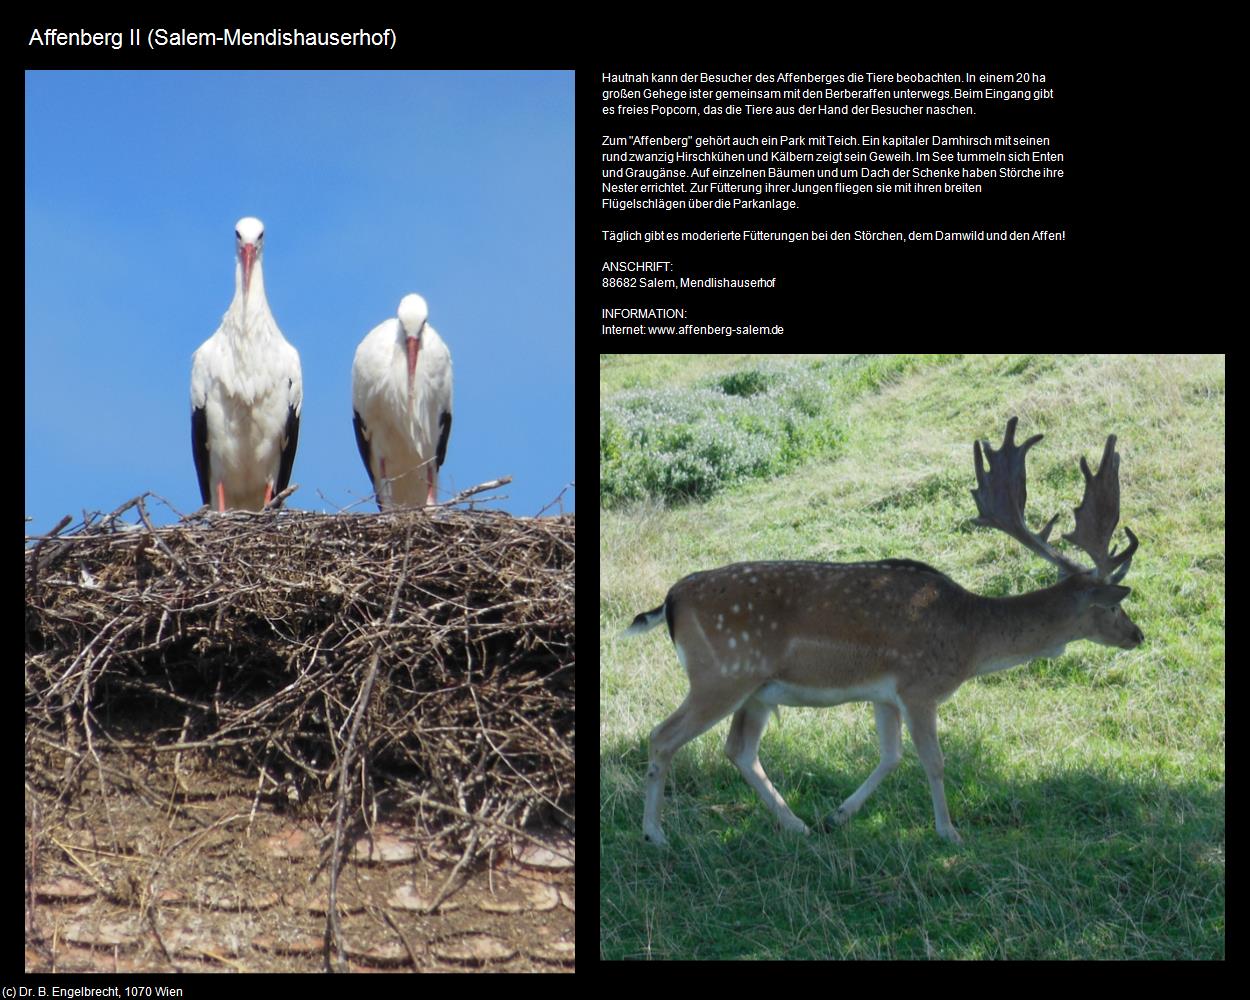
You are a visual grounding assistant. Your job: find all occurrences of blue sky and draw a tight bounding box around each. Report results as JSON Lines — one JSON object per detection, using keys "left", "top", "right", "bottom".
{"left": 25, "top": 70, "right": 574, "bottom": 532}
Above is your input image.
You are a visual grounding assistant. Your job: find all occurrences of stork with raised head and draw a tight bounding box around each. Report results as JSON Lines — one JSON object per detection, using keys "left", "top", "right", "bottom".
{"left": 351, "top": 293, "right": 453, "bottom": 509}
{"left": 190, "top": 217, "right": 302, "bottom": 512}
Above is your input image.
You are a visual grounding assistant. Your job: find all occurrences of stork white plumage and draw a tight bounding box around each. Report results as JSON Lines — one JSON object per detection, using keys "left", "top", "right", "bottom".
{"left": 190, "top": 217, "right": 302, "bottom": 512}
{"left": 352, "top": 294, "right": 453, "bottom": 509}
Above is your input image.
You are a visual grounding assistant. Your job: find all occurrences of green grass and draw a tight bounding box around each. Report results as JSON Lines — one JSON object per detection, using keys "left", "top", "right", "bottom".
{"left": 600, "top": 355, "right": 956, "bottom": 508}
{"left": 600, "top": 353, "right": 1225, "bottom": 960}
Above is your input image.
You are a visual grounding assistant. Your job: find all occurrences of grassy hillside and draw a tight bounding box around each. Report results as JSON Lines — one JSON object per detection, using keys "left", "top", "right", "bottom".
{"left": 600, "top": 353, "right": 1225, "bottom": 960}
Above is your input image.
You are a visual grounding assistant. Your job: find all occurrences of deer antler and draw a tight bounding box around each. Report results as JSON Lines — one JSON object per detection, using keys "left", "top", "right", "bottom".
{"left": 971, "top": 416, "right": 1085, "bottom": 576}
{"left": 972, "top": 417, "right": 1138, "bottom": 582}
{"left": 1063, "top": 434, "right": 1139, "bottom": 583}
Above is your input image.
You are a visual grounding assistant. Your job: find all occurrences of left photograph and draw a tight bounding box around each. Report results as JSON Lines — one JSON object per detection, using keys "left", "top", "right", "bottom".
{"left": 26, "top": 70, "right": 575, "bottom": 972}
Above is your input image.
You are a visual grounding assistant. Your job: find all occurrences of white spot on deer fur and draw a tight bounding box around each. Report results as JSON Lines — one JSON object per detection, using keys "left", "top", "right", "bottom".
{"left": 732, "top": 604, "right": 740, "bottom": 614}
{"left": 728, "top": 637, "right": 737, "bottom": 649}
{"left": 741, "top": 631, "right": 750, "bottom": 643}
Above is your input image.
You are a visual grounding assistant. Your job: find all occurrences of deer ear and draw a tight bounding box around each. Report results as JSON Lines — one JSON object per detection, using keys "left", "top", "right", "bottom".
{"left": 1084, "top": 583, "right": 1131, "bottom": 608}
{"left": 1070, "top": 577, "right": 1130, "bottom": 610}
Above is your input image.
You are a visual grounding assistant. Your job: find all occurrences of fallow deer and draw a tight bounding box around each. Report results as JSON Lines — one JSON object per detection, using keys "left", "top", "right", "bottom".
{"left": 624, "top": 417, "right": 1142, "bottom": 846}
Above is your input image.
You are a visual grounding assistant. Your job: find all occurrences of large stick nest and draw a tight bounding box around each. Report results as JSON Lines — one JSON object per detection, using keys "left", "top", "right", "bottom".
{"left": 25, "top": 498, "right": 575, "bottom": 863}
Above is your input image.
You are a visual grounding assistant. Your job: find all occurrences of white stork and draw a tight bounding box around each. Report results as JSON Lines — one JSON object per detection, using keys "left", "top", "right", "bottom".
{"left": 351, "top": 293, "right": 453, "bottom": 509}
{"left": 190, "top": 217, "right": 302, "bottom": 511}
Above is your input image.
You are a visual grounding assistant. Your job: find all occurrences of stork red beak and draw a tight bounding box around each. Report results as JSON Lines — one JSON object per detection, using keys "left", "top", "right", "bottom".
{"left": 240, "top": 244, "right": 257, "bottom": 295}
{"left": 406, "top": 334, "right": 420, "bottom": 391}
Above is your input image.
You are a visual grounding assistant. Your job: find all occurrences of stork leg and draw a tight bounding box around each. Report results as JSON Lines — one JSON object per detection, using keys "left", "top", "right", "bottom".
{"left": 426, "top": 470, "right": 437, "bottom": 507}
{"left": 264, "top": 483, "right": 274, "bottom": 507}
{"left": 216, "top": 482, "right": 226, "bottom": 513}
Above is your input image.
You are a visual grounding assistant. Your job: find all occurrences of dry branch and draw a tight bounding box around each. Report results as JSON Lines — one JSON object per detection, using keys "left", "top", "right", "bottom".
{"left": 25, "top": 499, "right": 575, "bottom": 867}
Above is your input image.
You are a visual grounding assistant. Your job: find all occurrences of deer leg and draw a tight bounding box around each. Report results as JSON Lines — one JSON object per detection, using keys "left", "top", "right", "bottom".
{"left": 826, "top": 701, "right": 903, "bottom": 829}
{"left": 901, "top": 700, "right": 962, "bottom": 844}
{"left": 724, "top": 698, "right": 810, "bottom": 836}
{"left": 644, "top": 683, "right": 749, "bottom": 847}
